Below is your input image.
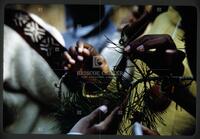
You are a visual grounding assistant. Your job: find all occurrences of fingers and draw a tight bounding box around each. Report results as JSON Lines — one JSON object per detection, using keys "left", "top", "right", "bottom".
{"left": 75, "top": 41, "right": 91, "bottom": 58}
{"left": 85, "top": 105, "right": 108, "bottom": 126}
{"left": 142, "top": 35, "right": 176, "bottom": 51}
{"left": 69, "top": 105, "right": 108, "bottom": 134}
{"left": 175, "top": 50, "right": 185, "bottom": 62}
{"left": 129, "top": 49, "right": 185, "bottom": 75}
{"left": 70, "top": 106, "right": 122, "bottom": 135}
{"left": 64, "top": 51, "right": 76, "bottom": 65}
{"left": 77, "top": 41, "right": 84, "bottom": 53}
{"left": 123, "top": 34, "right": 185, "bottom": 75}
{"left": 69, "top": 46, "right": 84, "bottom": 62}
{"left": 124, "top": 35, "right": 150, "bottom": 53}
{"left": 65, "top": 41, "right": 92, "bottom": 70}
{"left": 164, "top": 49, "right": 185, "bottom": 65}
{"left": 135, "top": 48, "right": 185, "bottom": 63}
{"left": 94, "top": 106, "right": 122, "bottom": 134}
{"left": 124, "top": 34, "right": 176, "bottom": 53}
{"left": 69, "top": 42, "right": 90, "bottom": 61}
{"left": 165, "top": 50, "right": 185, "bottom": 75}
{"left": 82, "top": 48, "right": 90, "bottom": 56}
{"left": 77, "top": 41, "right": 92, "bottom": 56}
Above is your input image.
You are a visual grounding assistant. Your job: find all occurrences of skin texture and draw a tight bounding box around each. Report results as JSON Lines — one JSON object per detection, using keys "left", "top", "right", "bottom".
{"left": 124, "top": 34, "right": 185, "bottom": 76}
{"left": 63, "top": 41, "right": 111, "bottom": 86}
{"left": 69, "top": 105, "right": 122, "bottom": 134}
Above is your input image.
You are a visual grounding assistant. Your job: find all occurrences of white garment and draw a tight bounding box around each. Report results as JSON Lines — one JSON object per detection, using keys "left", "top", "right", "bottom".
{"left": 3, "top": 24, "right": 68, "bottom": 134}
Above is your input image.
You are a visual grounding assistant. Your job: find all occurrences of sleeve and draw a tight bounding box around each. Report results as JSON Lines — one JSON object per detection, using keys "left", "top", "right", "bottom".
{"left": 3, "top": 24, "right": 68, "bottom": 107}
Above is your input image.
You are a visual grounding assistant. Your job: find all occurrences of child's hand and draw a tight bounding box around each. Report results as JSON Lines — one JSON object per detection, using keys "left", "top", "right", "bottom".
{"left": 63, "top": 41, "right": 111, "bottom": 86}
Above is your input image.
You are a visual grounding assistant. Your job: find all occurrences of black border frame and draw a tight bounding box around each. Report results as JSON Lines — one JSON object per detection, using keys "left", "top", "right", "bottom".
{"left": 0, "top": 0, "right": 199, "bottom": 139}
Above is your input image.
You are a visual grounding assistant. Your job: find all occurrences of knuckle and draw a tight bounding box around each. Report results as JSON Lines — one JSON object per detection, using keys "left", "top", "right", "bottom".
{"left": 163, "top": 34, "right": 172, "bottom": 42}
{"left": 100, "top": 125, "right": 107, "bottom": 132}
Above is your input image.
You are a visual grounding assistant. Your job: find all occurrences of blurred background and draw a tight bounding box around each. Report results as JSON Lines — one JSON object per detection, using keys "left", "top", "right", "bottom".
{"left": 8, "top": 4, "right": 147, "bottom": 32}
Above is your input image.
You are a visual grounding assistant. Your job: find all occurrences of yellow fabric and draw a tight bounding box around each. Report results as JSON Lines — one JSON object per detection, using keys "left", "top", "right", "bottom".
{"left": 139, "top": 7, "right": 196, "bottom": 135}
{"left": 84, "top": 7, "right": 196, "bottom": 135}
{"left": 116, "top": 7, "right": 196, "bottom": 135}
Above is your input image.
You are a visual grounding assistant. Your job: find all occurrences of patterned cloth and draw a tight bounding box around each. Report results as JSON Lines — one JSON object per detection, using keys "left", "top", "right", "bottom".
{"left": 5, "top": 9, "right": 67, "bottom": 76}
{"left": 3, "top": 9, "right": 69, "bottom": 133}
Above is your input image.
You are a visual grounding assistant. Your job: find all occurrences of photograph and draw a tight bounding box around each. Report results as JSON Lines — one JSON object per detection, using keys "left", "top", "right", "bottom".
{"left": 3, "top": 4, "right": 197, "bottom": 136}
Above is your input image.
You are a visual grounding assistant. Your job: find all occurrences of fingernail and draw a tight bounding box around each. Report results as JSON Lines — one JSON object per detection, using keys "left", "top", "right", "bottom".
{"left": 64, "top": 66, "right": 68, "bottom": 70}
{"left": 136, "top": 45, "right": 145, "bottom": 52}
{"left": 78, "top": 42, "right": 84, "bottom": 53}
{"left": 120, "top": 23, "right": 128, "bottom": 30}
{"left": 77, "top": 55, "right": 84, "bottom": 61}
{"left": 124, "top": 45, "right": 131, "bottom": 52}
{"left": 78, "top": 48, "right": 83, "bottom": 53}
{"left": 83, "top": 48, "right": 90, "bottom": 56}
{"left": 99, "top": 105, "right": 108, "bottom": 114}
{"left": 165, "top": 49, "right": 176, "bottom": 53}
{"left": 67, "top": 64, "right": 72, "bottom": 68}
{"left": 69, "top": 59, "right": 76, "bottom": 64}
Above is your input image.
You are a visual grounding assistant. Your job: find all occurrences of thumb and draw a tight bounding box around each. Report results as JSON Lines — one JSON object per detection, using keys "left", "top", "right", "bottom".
{"left": 95, "top": 106, "right": 123, "bottom": 134}
{"left": 86, "top": 105, "right": 108, "bottom": 126}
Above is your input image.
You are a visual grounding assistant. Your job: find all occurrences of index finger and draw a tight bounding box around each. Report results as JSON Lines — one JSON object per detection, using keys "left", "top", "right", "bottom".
{"left": 142, "top": 35, "right": 176, "bottom": 51}
{"left": 95, "top": 106, "right": 122, "bottom": 134}
{"left": 124, "top": 35, "right": 159, "bottom": 53}
{"left": 64, "top": 51, "right": 76, "bottom": 64}
{"left": 124, "top": 34, "right": 176, "bottom": 53}
{"left": 85, "top": 105, "right": 108, "bottom": 126}
{"left": 77, "top": 41, "right": 84, "bottom": 53}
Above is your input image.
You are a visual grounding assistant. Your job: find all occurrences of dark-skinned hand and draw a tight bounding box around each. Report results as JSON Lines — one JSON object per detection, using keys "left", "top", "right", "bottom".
{"left": 63, "top": 41, "right": 111, "bottom": 88}
{"left": 124, "top": 34, "right": 185, "bottom": 76}
{"left": 69, "top": 105, "right": 122, "bottom": 135}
